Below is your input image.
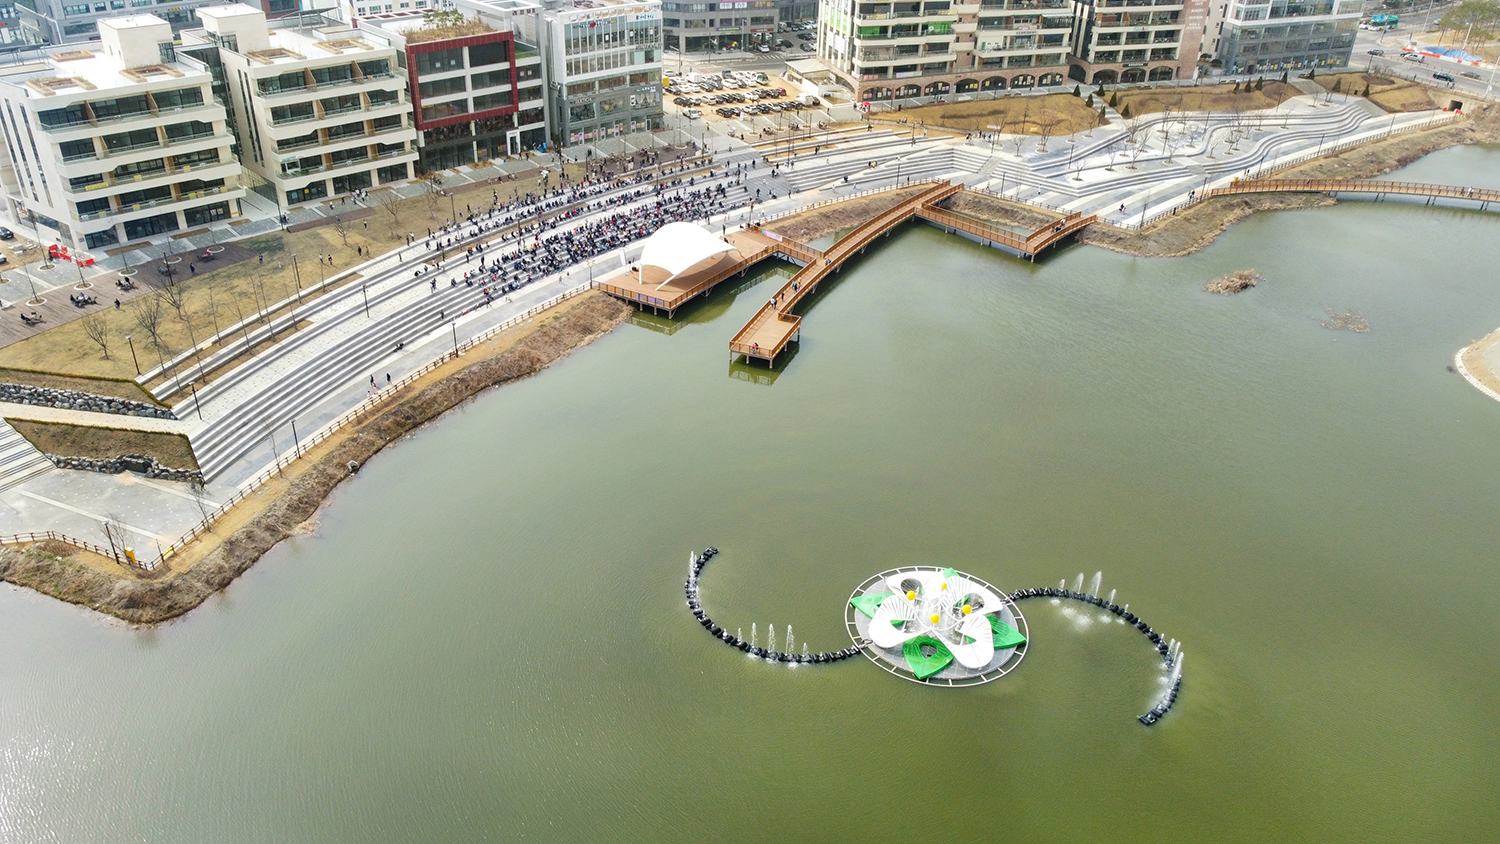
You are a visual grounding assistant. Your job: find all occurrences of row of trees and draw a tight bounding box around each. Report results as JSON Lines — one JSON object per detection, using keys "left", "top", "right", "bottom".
{"left": 1438, "top": 0, "right": 1500, "bottom": 49}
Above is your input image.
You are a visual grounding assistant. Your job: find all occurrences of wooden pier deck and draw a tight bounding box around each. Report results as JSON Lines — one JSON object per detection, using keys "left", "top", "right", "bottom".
{"left": 730, "top": 182, "right": 1096, "bottom": 366}
{"left": 593, "top": 229, "right": 823, "bottom": 317}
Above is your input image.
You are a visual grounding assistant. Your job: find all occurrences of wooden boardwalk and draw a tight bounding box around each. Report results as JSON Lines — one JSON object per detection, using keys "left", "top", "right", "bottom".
{"left": 729, "top": 182, "right": 963, "bottom": 364}
{"left": 730, "top": 182, "right": 1096, "bottom": 366}
{"left": 593, "top": 228, "right": 823, "bottom": 317}
{"left": 1206, "top": 178, "right": 1500, "bottom": 206}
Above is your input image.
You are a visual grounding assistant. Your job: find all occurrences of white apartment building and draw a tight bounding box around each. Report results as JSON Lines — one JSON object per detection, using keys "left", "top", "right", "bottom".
{"left": 0, "top": 14, "right": 243, "bottom": 250}
{"left": 183, "top": 5, "right": 417, "bottom": 207}
{"left": 513, "top": 0, "right": 663, "bottom": 147}
{"left": 821, "top": 0, "right": 1058, "bottom": 101}
{"left": 1067, "top": 0, "right": 1208, "bottom": 86}
{"left": 1203, "top": 0, "right": 1359, "bottom": 75}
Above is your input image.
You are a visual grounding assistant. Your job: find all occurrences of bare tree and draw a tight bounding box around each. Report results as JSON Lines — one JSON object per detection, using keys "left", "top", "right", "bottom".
{"left": 1036, "top": 120, "right": 1053, "bottom": 153}
{"left": 188, "top": 479, "right": 214, "bottom": 528}
{"left": 333, "top": 216, "right": 351, "bottom": 248}
{"left": 423, "top": 173, "right": 443, "bottom": 217}
{"left": 132, "top": 291, "right": 168, "bottom": 351}
{"left": 376, "top": 189, "right": 402, "bottom": 224}
{"left": 99, "top": 513, "right": 128, "bottom": 565}
{"left": 1012, "top": 101, "right": 1030, "bottom": 155}
{"left": 159, "top": 276, "right": 188, "bottom": 319}
{"left": 80, "top": 312, "right": 110, "bottom": 359}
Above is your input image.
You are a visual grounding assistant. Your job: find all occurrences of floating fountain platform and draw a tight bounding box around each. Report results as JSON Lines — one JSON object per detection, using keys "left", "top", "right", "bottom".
{"left": 844, "top": 566, "right": 1028, "bottom": 687}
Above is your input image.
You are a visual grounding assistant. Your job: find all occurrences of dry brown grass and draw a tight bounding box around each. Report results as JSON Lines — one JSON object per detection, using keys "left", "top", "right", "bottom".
{"left": 940, "top": 191, "right": 1058, "bottom": 232}
{"left": 1205, "top": 269, "right": 1262, "bottom": 295}
{"left": 1112, "top": 81, "right": 1298, "bottom": 116}
{"left": 1314, "top": 73, "right": 1440, "bottom": 113}
{"left": 403, "top": 16, "right": 495, "bottom": 43}
{"left": 869, "top": 93, "right": 1101, "bottom": 136}
{"left": 6, "top": 418, "right": 198, "bottom": 469}
{"left": 0, "top": 291, "right": 630, "bottom": 624}
{"left": 763, "top": 186, "right": 926, "bottom": 242}
{"left": 0, "top": 366, "right": 158, "bottom": 403}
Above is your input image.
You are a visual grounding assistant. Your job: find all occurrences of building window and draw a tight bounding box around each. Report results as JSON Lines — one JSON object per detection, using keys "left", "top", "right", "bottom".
{"left": 286, "top": 182, "right": 328, "bottom": 204}
{"left": 184, "top": 201, "right": 229, "bottom": 226}
{"left": 469, "top": 40, "right": 509, "bottom": 67}
{"left": 84, "top": 228, "right": 119, "bottom": 249}
{"left": 415, "top": 48, "right": 463, "bottom": 74}
{"left": 421, "top": 101, "right": 468, "bottom": 121}
{"left": 418, "top": 76, "right": 466, "bottom": 98}
{"left": 378, "top": 163, "right": 408, "bottom": 183}
{"left": 473, "top": 91, "right": 512, "bottom": 110}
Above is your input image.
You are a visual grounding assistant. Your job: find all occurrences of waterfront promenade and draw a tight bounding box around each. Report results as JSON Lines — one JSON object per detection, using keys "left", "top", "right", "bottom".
{"left": 0, "top": 80, "right": 1488, "bottom": 563}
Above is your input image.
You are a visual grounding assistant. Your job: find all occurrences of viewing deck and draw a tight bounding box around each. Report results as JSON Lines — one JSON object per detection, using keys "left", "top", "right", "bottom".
{"left": 593, "top": 229, "right": 823, "bottom": 317}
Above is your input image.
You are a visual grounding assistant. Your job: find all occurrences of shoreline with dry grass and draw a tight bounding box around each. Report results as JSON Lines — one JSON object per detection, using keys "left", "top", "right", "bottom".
{"left": 0, "top": 291, "right": 630, "bottom": 624}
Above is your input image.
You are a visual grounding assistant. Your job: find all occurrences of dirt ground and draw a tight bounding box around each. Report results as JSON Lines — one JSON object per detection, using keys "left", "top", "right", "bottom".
{"left": 1111, "top": 81, "right": 1299, "bottom": 116}
{"left": 1314, "top": 72, "right": 1442, "bottom": 113}
{"left": 761, "top": 185, "right": 926, "bottom": 242}
{"left": 868, "top": 93, "right": 1102, "bottom": 136}
{"left": 7, "top": 418, "right": 198, "bottom": 469}
{"left": 0, "top": 291, "right": 629, "bottom": 623}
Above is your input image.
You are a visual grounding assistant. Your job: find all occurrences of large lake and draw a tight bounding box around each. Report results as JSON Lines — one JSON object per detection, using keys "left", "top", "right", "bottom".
{"left": 3, "top": 148, "right": 1499, "bottom": 843}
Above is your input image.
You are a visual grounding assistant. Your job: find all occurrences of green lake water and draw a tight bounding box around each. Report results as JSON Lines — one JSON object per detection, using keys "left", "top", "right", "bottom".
{"left": 3, "top": 148, "right": 1500, "bottom": 842}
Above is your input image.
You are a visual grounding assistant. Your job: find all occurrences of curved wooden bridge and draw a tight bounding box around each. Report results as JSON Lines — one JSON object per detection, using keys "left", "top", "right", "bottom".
{"left": 730, "top": 182, "right": 1097, "bottom": 365}
{"left": 1207, "top": 178, "right": 1500, "bottom": 207}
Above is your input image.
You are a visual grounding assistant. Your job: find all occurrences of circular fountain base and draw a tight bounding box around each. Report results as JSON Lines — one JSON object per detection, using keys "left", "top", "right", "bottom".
{"left": 845, "top": 566, "right": 1028, "bottom": 687}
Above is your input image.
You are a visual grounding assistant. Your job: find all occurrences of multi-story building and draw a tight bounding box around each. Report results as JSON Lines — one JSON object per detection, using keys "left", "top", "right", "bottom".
{"left": 1067, "top": 0, "right": 1208, "bottom": 85}
{"left": 514, "top": 0, "right": 662, "bottom": 147}
{"left": 182, "top": 5, "right": 417, "bottom": 207}
{"left": 359, "top": 1, "right": 548, "bottom": 169}
{"left": 661, "top": 0, "right": 778, "bottom": 54}
{"left": 16, "top": 0, "right": 225, "bottom": 46}
{"left": 1203, "top": 0, "right": 1359, "bottom": 75}
{"left": 821, "top": 0, "right": 1070, "bottom": 101}
{"left": 0, "top": 14, "right": 243, "bottom": 250}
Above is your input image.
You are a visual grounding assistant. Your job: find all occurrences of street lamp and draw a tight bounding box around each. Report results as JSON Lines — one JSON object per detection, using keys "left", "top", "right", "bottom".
{"left": 189, "top": 381, "right": 203, "bottom": 420}
{"left": 361, "top": 282, "right": 370, "bottom": 317}
{"left": 125, "top": 334, "right": 140, "bottom": 375}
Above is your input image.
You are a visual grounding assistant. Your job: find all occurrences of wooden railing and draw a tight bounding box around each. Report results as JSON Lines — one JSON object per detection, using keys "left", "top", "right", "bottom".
{"left": 730, "top": 181, "right": 961, "bottom": 359}
{"left": 0, "top": 531, "right": 142, "bottom": 568}
{"left": 1205, "top": 178, "right": 1500, "bottom": 202}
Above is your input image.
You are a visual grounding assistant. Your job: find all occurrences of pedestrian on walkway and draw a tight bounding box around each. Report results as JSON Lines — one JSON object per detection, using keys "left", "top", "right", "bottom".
{"left": 386, "top": 373, "right": 391, "bottom": 384}
{"left": 370, "top": 375, "right": 375, "bottom": 386}
{"left": 190, "top": 263, "right": 195, "bottom": 274}
{"left": 114, "top": 299, "right": 120, "bottom": 308}
{"left": 258, "top": 254, "right": 263, "bottom": 264}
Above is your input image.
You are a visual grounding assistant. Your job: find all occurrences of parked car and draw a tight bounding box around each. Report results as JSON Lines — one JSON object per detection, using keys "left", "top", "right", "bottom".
{"left": 1402, "top": 52, "right": 1424, "bottom": 63}
{"left": 798, "top": 32, "right": 813, "bottom": 40}
{"left": 683, "top": 107, "right": 702, "bottom": 119}
{"left": 801, "top": 43, "right": 814, "bottom": 52}
{"left": 0, "top": 227, "right": 13, "bottom": 240}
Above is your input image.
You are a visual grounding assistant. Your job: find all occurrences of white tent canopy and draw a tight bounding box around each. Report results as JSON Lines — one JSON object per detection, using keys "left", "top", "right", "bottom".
{"left": 639, "top": 222, "right": 736, "bottom": 289}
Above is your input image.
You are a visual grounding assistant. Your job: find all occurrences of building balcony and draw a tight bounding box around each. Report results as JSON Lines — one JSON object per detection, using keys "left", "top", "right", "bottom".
{"left": 65, "top": 160, "right": 240, "bottom": 202}
{"left": 255, "top": 72, "right": 400, "bottom": 101}
{"left": 76, "top": 184, "right": 239, "bottom": 222}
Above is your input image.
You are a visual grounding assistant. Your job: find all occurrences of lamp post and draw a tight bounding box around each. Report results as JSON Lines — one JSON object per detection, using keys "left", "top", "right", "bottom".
{"left": 451, "top": 319, "right": 459, "bottom": 359}
{"left": 189, "top": 381, "right": 203, "bottom": 420}
{"left": 126, "top": 334, "right": 140, "bottom": 375}
{"left": 361, "top": 282, "right": 370, "bottom": 317}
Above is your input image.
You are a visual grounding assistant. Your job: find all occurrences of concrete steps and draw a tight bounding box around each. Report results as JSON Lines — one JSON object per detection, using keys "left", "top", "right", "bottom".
{"left": 0, "top": 420, "right": 54, "bottom": 491}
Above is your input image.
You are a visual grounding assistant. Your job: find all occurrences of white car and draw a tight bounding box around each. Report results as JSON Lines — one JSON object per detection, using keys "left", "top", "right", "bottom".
{"left": 683, "top": 107, "right": 702, "bottom": 119}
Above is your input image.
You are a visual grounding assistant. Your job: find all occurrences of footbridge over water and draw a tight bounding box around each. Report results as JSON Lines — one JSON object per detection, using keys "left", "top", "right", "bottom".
{"left": 1206, "top": 178, "right": 1500, "bottom": 208}
{"left": 730, "top": 181, "right": 1097, "bottom": 366}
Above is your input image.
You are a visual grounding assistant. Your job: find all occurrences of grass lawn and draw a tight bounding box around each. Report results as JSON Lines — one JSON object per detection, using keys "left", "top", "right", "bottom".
{"left": 7, "top": 418, "right": 199, "bottom": 469}
{"left": 868, "top": 93, "right": 1103, "bottom": 136}
{"left": 1110, "top": 81, "right": 1299, "bottom": 116}
{"left": 1314, "top": 73, "right": 1440, "bottom": 113}
{"left": 0, "top": 366, "right": 159, "bottom": 404}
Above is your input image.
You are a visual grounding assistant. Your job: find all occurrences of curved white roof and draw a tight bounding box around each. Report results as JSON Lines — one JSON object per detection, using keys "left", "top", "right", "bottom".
{"left": 639, "top": 222, "right": 736, "bottom": 287}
